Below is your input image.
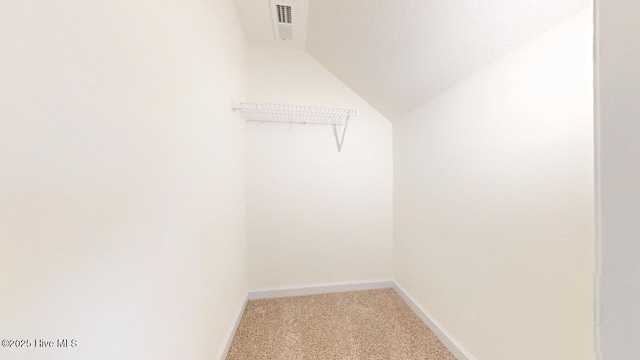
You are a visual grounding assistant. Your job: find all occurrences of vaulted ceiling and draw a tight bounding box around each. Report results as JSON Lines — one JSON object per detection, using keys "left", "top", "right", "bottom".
{"left": 234, "top": 0, "right": 591, "bottom": 120}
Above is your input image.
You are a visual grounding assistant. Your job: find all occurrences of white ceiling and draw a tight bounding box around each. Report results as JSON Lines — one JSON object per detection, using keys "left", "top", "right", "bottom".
{"left": 234, "top": 0, "right": 591, "bottom": 120}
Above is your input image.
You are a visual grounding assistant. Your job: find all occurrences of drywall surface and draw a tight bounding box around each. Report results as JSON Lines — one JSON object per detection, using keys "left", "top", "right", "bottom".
{"left": 246, "top": 46, "right": 393, "bottom": 288}
{"left": 394, "top": 9, "right": 594, "bottom": 360}
{"left": 0, "top": 1, "right": 247, "bottom": 359}
{"left": 306, "top": 0, "right": 590, "bottom": 119}
{"left": 596, "top": 1, "right": 640, "bottom": 358}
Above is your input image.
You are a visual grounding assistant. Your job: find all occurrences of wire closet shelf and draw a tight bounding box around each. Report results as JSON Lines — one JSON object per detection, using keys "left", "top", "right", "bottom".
{"left": 232, "top": 102, "right": 357, "bottom": 126}
{"left": 232, "top": 101, "right": 358, "bottom": 153}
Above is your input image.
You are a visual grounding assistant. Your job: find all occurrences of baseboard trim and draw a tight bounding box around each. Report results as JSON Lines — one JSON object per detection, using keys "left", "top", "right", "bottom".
{"left": 393, "top": 281, "right": 477, "bottom": 360}
{"left": 217, "top": 292, "right": 249, "bottom": 360}
{"left": 248, "top": 279, "right": 394, "bottom": 300}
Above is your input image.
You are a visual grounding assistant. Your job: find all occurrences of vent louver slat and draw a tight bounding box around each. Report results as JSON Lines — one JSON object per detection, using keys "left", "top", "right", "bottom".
{"left": 276, "top": 5, "right": 292, "bottom": 24}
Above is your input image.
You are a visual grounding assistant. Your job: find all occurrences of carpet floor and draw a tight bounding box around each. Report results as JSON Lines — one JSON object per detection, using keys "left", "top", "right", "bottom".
{"left": 226, "top": 288, "right": 457, "bottom": 360}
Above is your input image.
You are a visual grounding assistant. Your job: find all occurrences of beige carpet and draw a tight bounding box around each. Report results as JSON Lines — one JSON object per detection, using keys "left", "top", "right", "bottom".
{"left": 226, "top": 288, "right": 457, "bottom": 360}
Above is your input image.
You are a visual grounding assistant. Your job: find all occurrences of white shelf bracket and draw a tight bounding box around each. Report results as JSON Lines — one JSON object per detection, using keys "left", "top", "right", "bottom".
{"left": 335, "top": 115, "right": 351, "bottom": 154}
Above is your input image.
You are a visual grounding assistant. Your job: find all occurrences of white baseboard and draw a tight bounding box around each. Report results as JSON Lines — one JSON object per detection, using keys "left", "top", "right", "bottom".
{"left": 392, "top": 281, "right": 477, "bottom": 360}
{"left": 217, "top": 292, "right": 249, "bottom": 360}
{"left": 248, "top": 278, "right": 394, "bottom": 300}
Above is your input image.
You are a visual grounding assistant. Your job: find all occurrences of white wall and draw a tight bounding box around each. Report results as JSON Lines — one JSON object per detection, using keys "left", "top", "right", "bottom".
{"left": 246, "top": 46, "right": 393, "bottom": 288}
{"left": 0, "top": 1, "right": 247, "bottom": 359}
{"left": 394, "top": 9, "right": 594, "bottom": 360}
{"left": 596, "top": 0, "right": 640, "bottom": 358}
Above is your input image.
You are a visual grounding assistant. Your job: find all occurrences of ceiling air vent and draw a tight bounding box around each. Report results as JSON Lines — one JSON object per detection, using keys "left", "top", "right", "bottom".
{"left": 270, "top": 0, "right": 295, "bottom": 42}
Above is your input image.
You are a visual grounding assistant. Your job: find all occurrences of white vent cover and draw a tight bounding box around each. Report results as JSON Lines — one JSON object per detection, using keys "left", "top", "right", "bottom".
{"left": 270, "top": 0, "right": 295, "bottom": 42}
